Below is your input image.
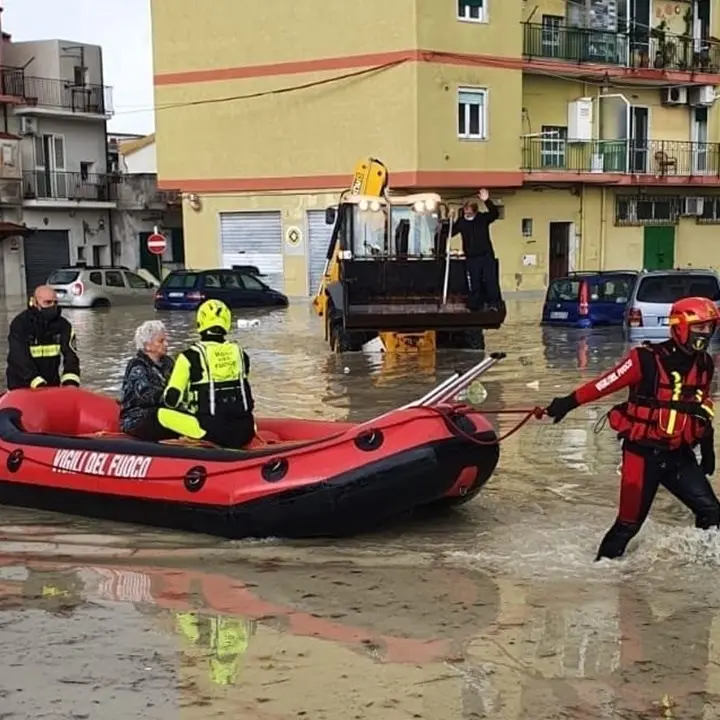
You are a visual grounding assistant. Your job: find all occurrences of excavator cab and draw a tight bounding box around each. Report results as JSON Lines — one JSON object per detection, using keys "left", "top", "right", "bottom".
{"left": 313, "top": 158, "right": 507, "bottom": 352}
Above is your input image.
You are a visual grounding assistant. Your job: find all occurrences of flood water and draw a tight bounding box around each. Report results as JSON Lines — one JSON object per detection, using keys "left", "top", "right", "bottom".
{"left": 0, "top": 297, "right": 719, "bottom": 718}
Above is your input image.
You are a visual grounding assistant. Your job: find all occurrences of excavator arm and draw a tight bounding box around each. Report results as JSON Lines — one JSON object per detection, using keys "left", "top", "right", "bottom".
{"left": 311, "top": 158, "right": 388, "bottom": 315}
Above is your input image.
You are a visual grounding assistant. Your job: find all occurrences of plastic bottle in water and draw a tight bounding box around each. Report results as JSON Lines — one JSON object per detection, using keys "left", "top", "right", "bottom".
{"left": 237, "top": 319, "right": 261, "bottom": 329}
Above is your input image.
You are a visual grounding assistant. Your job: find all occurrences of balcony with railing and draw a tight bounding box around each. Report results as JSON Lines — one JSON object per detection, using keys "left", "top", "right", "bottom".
{"left": 114, "top": 174, "right": 181, "bottom": 210}
{"left": 23, "top": 170, "right": 117, "bottom": 203}
{"left": 522, "top": 138, "right": 720, "bottom": 180}
{"left": 523, "top": 23, "right": 720, "bottom": 76}
{"left": 13, "top": 76, "right": 113, "bottom": 117}
{"left": 0, "top": 67, "right": 26, "bottom": 99}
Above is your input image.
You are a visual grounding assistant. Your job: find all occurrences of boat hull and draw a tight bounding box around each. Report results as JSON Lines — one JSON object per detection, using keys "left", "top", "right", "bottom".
{"left": 0, "top": 388, "right": 500, "bottom": 538}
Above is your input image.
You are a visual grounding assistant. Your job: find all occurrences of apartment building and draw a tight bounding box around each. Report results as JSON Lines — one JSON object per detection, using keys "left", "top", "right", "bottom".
{"left": 112, "top": 132, "right": 184, "bottom": 279}
{"left": 151, "top": 0, "right": 720, "bottom": 294}
{"left": 0, "top": 26, "right": 115, "bottom": 296}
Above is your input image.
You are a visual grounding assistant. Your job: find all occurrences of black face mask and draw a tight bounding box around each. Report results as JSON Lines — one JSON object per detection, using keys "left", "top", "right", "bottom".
{"left": 688, "top": 329, "right": 713, "bottom": 353}
{"left": 38, "top": 305, "right": 60, "bottom": 322}
{"left": 682, "top": 320, "right": 717, "bottom": 353}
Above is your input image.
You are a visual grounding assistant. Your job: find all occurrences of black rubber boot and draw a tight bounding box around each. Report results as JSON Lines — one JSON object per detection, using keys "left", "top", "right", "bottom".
{"left": 595, "top": 520, "right": 641, "bottom": 561}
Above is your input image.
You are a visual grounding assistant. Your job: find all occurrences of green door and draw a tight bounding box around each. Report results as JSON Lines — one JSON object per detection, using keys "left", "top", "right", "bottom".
{"left": 643, "top": 226, "right": 675, "bottom": 270}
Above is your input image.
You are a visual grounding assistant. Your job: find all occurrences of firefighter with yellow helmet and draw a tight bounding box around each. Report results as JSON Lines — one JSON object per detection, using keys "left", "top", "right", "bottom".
{"left": 158, "top": 299, "right": 256, "bottom": 448}
{"left": 175, "top": 612, "right": 254, "bottom": 685}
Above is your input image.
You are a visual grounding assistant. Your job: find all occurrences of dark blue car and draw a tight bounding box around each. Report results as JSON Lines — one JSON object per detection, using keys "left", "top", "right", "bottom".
{"left": 154, "top": 268, "right": 289, "bottom": 310}
{"left": 541, "top": 271, "right": 638, "bottom": 328}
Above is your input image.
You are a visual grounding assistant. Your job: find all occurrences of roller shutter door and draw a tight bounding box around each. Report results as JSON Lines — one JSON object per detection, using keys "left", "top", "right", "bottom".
{"left": 306, "top": 210, "right": 334, "bottom": 296}
{"left": 24, "top": 230, "right": 70, "bottom": 293}
{"left": 219, "top": 211, "right": 283, "bottom": 291}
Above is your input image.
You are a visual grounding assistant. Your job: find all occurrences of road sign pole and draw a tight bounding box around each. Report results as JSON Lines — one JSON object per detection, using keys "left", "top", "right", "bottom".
{"left": 146, "top": 226, "right": 168, "bottom": 282}
{"left": 155, "top": 226, "right": 161, "bottom": 281}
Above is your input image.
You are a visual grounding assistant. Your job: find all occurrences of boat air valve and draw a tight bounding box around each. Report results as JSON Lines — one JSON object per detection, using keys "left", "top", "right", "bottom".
{"left": 184, "top": 465, "right": 207, "bottom": 492}
{"left": 6, "top": 449, "right": 23, "bottom": 473}
{"left": 355, "top": 429, "right": 384, "bottom": 451}
{"left": 261, "top": 457, "right": 288, "bottom": 482}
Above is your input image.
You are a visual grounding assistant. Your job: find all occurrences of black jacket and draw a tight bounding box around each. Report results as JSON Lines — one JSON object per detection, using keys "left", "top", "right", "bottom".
{"left": 119, "top": 351, "right": 175, "bottom": 433}
{"left": 6, "top": 308, "right": 80, "bottom": 390}
{"left": 453, "top": 201, "right": 499, "bottom": 257}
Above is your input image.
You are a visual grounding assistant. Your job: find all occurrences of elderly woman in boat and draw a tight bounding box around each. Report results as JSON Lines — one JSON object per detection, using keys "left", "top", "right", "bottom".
{"left": 119, "top": 320, "right": 179, "bottom": 441}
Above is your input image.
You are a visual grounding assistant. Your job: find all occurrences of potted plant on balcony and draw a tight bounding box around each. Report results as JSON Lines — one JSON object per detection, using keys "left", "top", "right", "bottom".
{"left": 651, "top": 20, "right": 675, "bottom": 69}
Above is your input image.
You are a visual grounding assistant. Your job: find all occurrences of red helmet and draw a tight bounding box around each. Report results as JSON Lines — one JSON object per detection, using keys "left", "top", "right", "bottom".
{"left": 668, "top": 296, "right": 720, "bottom": 352}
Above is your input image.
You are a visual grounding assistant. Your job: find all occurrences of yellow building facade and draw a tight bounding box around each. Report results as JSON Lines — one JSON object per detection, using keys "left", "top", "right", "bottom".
{"left": 151, "top": 0, "right": 720, "bottom": 295}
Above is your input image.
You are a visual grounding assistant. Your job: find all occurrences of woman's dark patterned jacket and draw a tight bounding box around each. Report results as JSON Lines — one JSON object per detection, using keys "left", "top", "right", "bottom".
{"left": 119, "top": 351, "right": 174, "bottom": 433}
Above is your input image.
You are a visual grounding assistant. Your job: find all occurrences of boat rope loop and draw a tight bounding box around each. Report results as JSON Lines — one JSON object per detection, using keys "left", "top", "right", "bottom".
{"left": 0, "top": 406, "right": 547, "bottom": 481}
{"left": 426, "top": 406, "right": 547, "bottom": 445}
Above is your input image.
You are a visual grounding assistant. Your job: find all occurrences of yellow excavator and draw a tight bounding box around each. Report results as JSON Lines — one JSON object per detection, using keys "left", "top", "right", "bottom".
{"left": 312, "top": 158, "right": 507, "bottom": 353}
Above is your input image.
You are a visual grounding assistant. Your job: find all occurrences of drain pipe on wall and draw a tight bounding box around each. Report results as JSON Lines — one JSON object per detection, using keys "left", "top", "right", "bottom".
{"left": 580, "top": 184, "right": 587, "bottom": 269}
{"left": 578, "top": 82, "right": 589, "bottom": 271}
{"left": 99, "top": 44, "right": 115, "bottom": 268}
{"left": 599, "top": 186, "right": 607, "bottom": 270}
{"left": 594, "top": 90, "right": 629, "bottom": 271}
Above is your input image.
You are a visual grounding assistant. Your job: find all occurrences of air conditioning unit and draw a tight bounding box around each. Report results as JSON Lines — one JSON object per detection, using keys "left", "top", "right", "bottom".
{"left": 683, "top": 196, "right": 705, "bottom": 216}
{"left": 662, "top": 86, "right": 688, "bottom": 105}
{"left": 567, "top": 98, "right": 593, "bottom": 142}
{"left": 689, "top": 85, "right": 716, "bottom": 106}
{"left": 0, "top": 179, "right": 22, "bottom": 205}
{"left": 19, "top": 117, "right": 37, "bottom": 135}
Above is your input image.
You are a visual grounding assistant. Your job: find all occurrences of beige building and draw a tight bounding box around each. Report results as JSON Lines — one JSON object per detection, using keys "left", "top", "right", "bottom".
{"left": 152, "top": 0, "right": 720, "bottom": 297}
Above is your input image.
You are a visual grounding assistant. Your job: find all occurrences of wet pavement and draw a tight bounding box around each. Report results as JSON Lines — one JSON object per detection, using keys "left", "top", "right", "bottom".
{"left": 0, "top": 297, "right": 719, "bottom": 717}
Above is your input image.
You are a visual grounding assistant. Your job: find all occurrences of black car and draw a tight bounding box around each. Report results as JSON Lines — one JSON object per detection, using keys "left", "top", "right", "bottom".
{"left": 154, "top": 269, "right": 289, "bottom": 310}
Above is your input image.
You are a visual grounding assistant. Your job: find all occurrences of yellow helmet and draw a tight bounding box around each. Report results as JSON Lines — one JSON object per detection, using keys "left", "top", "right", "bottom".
{"left": 196, "top": 299, "right": 232, "bottom": 334}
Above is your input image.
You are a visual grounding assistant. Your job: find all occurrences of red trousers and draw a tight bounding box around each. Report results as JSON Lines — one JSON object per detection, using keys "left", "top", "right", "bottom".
{"left": 596, "top": 441, "right": 720, "bottom": 560}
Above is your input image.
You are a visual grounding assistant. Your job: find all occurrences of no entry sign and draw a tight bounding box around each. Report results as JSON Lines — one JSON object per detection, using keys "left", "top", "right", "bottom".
{"left": 147, "top": 231, "right": 167, "bottom": 256}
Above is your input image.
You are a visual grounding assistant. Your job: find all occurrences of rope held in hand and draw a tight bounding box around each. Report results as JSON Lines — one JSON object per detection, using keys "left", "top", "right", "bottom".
{"left": 421, "top": 405, "right": 547, "bottom": 445}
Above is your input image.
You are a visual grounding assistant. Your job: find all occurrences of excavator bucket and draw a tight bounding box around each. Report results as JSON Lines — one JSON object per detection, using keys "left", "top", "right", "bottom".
{"left": 349, "top": 158, "right": 388, "bottom": 197}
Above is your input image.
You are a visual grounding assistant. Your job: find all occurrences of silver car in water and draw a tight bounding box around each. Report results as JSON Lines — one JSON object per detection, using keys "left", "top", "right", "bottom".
{"left": 47, "top": 266, "right": 159, "bottom": 308}
{"left": 623, "top": 268, "right": 720, "bottom": 342}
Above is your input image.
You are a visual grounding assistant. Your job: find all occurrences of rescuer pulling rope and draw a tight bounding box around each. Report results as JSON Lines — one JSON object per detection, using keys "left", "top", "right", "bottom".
{"left": 2, "top": 299, "right": 719, "bottom": 557}
{"left": 543, "top": 296, "right": 720, "bottom": 561}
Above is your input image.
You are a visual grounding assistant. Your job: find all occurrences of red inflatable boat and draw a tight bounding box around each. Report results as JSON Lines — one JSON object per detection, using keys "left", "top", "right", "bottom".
{"left": 0, "top": 354, "right": 504, "bottom": 538}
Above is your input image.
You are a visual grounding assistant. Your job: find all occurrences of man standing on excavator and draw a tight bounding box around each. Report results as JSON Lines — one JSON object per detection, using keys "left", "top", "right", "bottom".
{"left": 451, "top": 189, "right": 500, "bottom": 312}
{"left": 545, "top": 296, "right": 720, "bottom": 560}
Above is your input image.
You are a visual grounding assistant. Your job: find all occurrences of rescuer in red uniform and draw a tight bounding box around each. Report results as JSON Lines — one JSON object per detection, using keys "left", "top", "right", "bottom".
{"left": 545, "top": 296, "right": 720, "bottom": 560}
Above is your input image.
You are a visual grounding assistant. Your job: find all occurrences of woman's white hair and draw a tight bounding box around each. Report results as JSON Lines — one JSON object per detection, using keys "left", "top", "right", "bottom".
{"left": 134, "top": 320, "right": 167, "bottom": 351}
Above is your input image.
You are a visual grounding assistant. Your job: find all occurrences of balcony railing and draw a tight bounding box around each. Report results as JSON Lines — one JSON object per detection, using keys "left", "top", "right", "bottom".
{"left": 13, "top": 76, "right": 112, "bottom": 115}
{"left": 522, "top": 138, "right": 720, "bottom": 177}
{"left": 523, "top": 23, "right": 720, "bottom": 74}
{"left": 114, "top": 174, "right": 181, "bottom": 209}
{"left": 0, "top": 67, "right": 26, "bottom": 97}
{"left": 158, "top": 188, "right": 181, "bottom": 205}
{"left": 23, "top": 171, "right": 116, "bottom": 202}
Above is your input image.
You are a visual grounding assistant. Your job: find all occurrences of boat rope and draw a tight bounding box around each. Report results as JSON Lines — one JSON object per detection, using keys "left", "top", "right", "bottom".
{"left": 421, "top": 406, "right": 547, "bottom": 445}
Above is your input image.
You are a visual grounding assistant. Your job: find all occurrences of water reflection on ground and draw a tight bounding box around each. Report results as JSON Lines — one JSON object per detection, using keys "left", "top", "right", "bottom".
{"left": 0, "top": 296, "right": 718, "bottom": 716}
{"left": 0, "top": 552, "right": 719, "bottom": 718}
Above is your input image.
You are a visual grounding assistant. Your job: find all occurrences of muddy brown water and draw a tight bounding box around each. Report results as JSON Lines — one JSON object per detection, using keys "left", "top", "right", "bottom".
{"left": 0, "top": 297, "right": 718, "bottom": 717}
